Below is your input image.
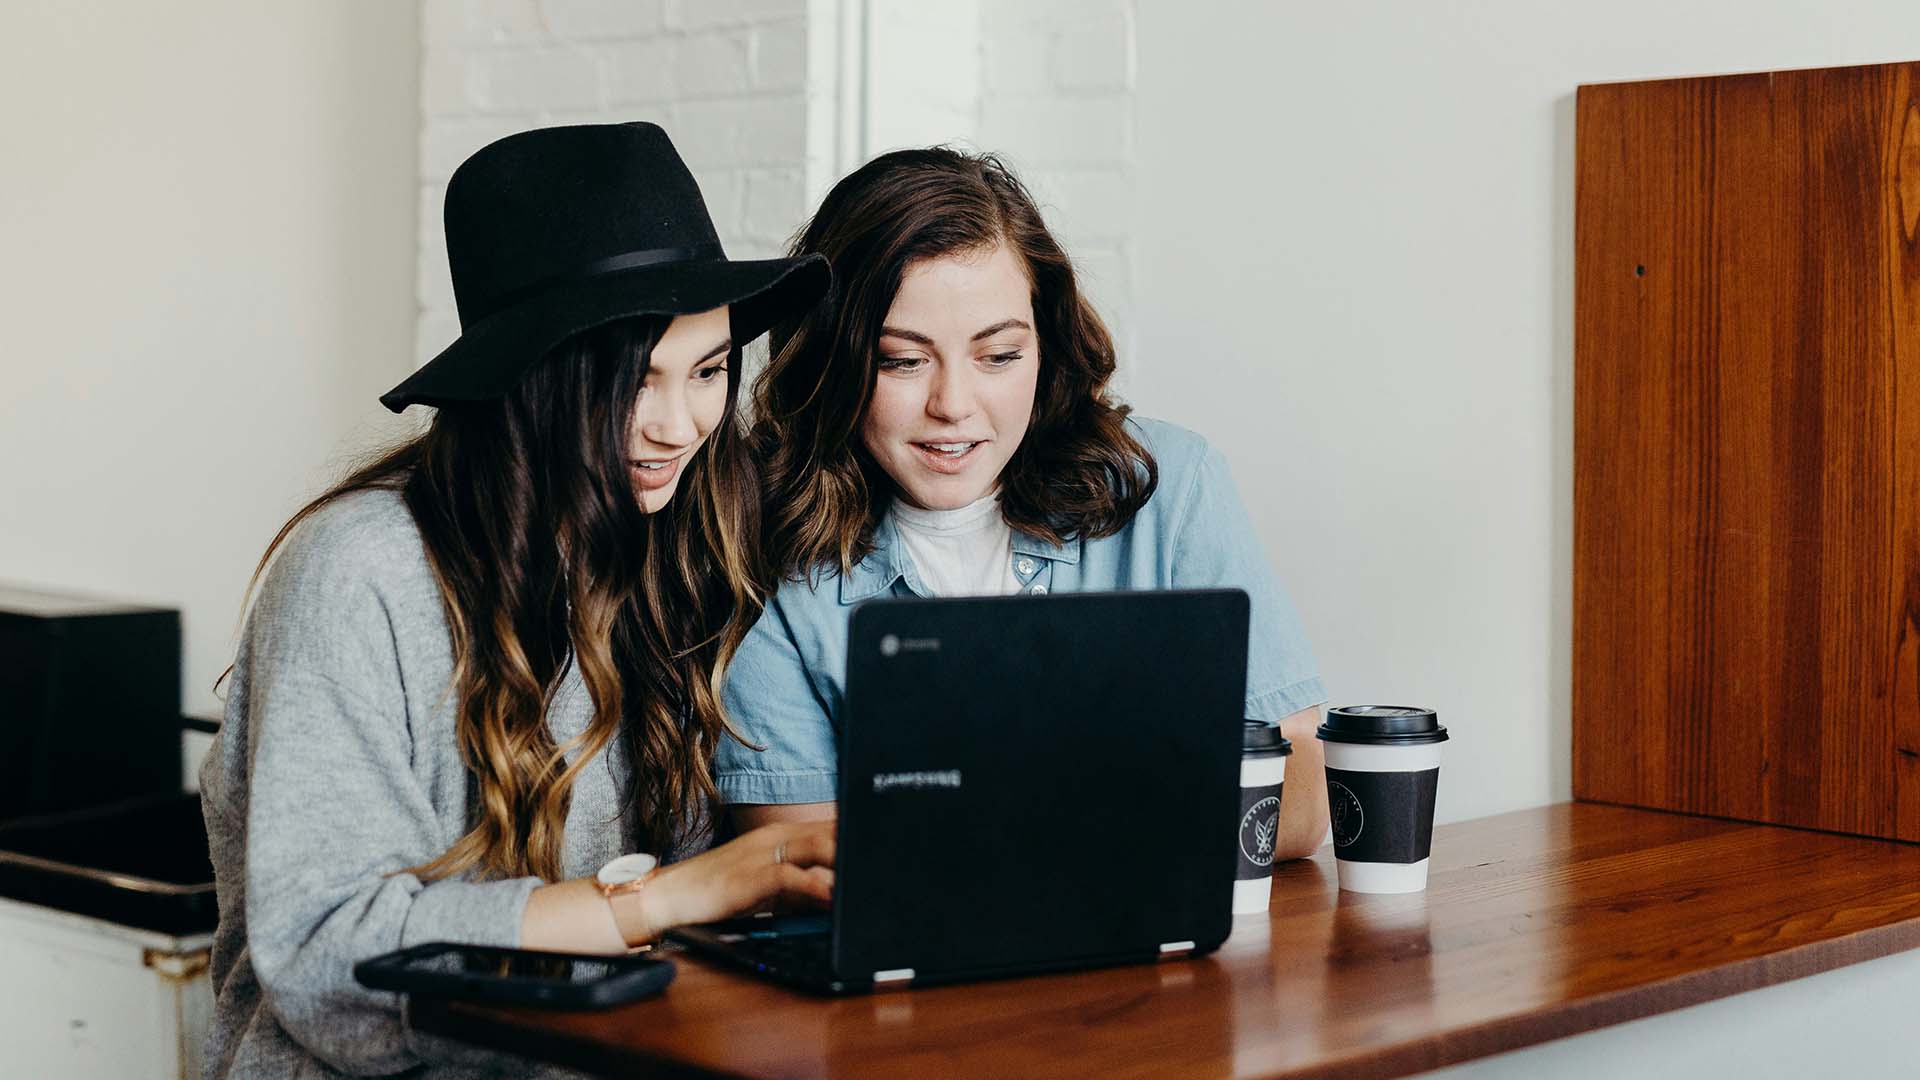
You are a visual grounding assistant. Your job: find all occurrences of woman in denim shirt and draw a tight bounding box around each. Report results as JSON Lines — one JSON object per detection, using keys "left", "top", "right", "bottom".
{"left": 719, "top": 148, "right": 1329, "bottom": 860}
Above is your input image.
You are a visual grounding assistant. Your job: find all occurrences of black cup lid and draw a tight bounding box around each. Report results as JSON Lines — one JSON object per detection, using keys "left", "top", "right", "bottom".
{"left": 1243, "top": 719, "right": 1293, "bottom": 756}
{"left": 1317, "top": 705, "right": 1448, "bottom": 745}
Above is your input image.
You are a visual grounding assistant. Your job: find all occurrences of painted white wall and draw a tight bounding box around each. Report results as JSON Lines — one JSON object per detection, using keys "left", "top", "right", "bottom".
{"left": 0, "top": 2, "right": 421, "bottom": 735}
{"left": 1424, "top": 945, "right": 1920, "bottom": 1079}
{"left": 1130, "top": 0, "right": 1920, "bottom": 826}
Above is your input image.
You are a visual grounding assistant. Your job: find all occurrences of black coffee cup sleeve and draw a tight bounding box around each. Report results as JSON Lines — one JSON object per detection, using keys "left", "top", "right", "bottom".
{"left": 1235, "top": 781, "right": 1284, "bottom": 879}
{"left": 1325, "top": 768, "right": 1438, "bottom": 864}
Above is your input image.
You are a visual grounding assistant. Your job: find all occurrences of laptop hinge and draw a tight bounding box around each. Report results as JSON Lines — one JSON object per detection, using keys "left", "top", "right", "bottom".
{"left": 872, "top": 967, "right": 916, "bottom": 988}
{"left": 1158, "top": 940, "right": 1196, "bottom": 960}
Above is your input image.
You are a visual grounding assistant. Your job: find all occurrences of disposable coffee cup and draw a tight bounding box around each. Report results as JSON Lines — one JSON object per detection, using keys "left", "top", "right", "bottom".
{"left": 1317, "top": 705, "right": 1447, "bottom": 894}
{"left": 1233, "top": 719, "right": 1293, "bottom": 914}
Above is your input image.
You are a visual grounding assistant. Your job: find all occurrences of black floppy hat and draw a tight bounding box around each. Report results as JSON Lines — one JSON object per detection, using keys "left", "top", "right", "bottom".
{"left": 381, "top": 122, "right": 830, "bottom": 412}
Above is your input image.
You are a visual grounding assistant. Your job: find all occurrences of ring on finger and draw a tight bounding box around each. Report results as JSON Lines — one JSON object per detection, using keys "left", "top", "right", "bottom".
{"left": 773, "top": 840, "right": 789, "bottom": 866}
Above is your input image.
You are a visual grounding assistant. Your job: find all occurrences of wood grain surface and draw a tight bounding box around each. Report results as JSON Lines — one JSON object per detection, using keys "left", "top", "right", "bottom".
{"left": 1574, "top": 61, "right": 1920, "bottom": 840}
{"left": 412, "top": 804, "right": 1920, "bottom": 1078}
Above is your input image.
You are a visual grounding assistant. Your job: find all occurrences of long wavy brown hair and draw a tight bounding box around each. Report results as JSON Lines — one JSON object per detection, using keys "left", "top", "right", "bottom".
{"left": 237, "top": 316, "right": 759, "bottom": 883}
{"left": 753, "top": 147, "right": 1156, "bottom": 582}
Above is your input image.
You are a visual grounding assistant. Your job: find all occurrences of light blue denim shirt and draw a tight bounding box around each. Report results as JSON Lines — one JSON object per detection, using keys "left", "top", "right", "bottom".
{"left": 717, "top": 415, "right": 1326, "bottom": 805}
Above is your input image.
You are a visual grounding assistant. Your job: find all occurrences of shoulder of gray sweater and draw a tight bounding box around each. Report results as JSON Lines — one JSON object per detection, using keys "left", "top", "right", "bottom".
{"left": 251, "top": 487, "right": 435, "bottom": 623}
{"left": 210, "top": 489, "right": 435, "bottom": 816}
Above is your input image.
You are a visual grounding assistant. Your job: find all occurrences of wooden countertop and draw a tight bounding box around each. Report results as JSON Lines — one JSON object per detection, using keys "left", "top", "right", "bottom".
{"left": 412, "top": 802, "right": 1920, "bottom": 1078}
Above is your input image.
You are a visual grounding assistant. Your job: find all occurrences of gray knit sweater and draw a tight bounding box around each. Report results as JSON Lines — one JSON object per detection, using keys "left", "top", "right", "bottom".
{"left": 200, "top": 489, "right": 701, "bottom": 1077}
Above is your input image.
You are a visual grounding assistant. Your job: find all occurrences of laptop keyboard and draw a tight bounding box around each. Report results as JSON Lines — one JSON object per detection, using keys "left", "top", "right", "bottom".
{"left": 741, "top": 927, "right": 832, "bottom": 973}
{"left": 691, "top": 914, "right": 834, "bottom": 979}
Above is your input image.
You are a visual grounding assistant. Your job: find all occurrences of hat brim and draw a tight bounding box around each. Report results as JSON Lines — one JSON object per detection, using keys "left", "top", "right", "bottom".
{"left": 380, "top": 252, "right": 830, "bottom": 412}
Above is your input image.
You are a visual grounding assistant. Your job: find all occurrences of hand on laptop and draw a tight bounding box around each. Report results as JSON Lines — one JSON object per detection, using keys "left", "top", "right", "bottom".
{"left": 637, "top": 821, "right": 836, "bottom": 937}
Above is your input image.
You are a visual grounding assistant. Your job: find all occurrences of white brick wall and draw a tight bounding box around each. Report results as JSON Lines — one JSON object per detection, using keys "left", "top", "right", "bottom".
{"left": 986, "top": 0, "right": 1136, "bottom": 353}
{"left": 875, "top": 0, "right": 1140, "bottom": 369}
{"left": 415, "top": 0, "right": 812, "bottom": 367}
{"left": 413, "top": 0, "right": 1138, "bottom": 371}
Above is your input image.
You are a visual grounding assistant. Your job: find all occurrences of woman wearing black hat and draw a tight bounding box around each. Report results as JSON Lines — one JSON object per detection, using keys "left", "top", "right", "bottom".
{"left": 198, "top": 124, "right": 832, "bottom": 1076}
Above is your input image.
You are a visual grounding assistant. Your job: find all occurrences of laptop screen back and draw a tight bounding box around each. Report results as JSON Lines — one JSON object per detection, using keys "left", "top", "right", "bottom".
{"left": 833, "top": 589, "right": 1250, "bottom": 982}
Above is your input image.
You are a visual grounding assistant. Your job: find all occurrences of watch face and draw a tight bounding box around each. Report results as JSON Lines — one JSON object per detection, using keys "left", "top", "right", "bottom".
{"left": 597, "top": 853, "right": 658, "bottom": 886}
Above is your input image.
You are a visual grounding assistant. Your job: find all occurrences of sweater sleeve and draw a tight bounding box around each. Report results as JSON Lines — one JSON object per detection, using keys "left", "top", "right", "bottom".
{"left": 233, "top": 511, "right": 541, "bottom": 1074}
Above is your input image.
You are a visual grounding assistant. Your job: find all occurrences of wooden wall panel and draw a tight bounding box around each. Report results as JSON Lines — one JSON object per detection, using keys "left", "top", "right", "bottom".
{"left": 1574, "top": 61, "right": 1920, "bottom": 842}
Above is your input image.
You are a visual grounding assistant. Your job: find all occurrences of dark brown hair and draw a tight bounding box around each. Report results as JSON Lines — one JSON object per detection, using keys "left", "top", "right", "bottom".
{"left": 235, "top": 317, "right": 759, "bottom": 882}
{"left": 752, "top": 147, "right": 1156, "bottom": 581}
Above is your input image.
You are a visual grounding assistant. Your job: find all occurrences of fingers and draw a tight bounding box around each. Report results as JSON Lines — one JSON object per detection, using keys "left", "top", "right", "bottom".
{"left": 803, "top": 865, "right": 833, "bottom": 898}
{"left": 796, "top": 866, "right": 833, "bottom": 909}
{"left": 775, "top": 862, "right": 835, "bottom": 905}
{"left": 651, "top": 827, "right": 837, "bottom": 926}
{"left": 775, "top": 821, "right": 837, "bottom": 869}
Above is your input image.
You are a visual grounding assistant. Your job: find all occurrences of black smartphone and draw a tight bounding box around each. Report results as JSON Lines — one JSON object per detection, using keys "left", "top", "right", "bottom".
{"left": 354, "top": 942, "right": 674, "bottom": 1009}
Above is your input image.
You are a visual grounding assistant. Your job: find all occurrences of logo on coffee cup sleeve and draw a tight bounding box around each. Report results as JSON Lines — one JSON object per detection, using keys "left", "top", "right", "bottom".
{"left": 1238, "top": 796, "right": 1281, "bottom": 867}
{"left": 1328, "top": 781, "right": 1365, "bottom": 848}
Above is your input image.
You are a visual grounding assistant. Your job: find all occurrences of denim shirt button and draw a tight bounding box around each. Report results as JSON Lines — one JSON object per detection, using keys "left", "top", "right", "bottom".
{"left": 1030, "top": 583, "right": 1048, "bottom": 595}
{"left": 1016, "top": 557, "right": 1036, "bottom": 577}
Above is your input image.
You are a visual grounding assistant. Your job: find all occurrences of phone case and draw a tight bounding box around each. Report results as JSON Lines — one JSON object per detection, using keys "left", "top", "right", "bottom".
{"left": 354, "top": 942, "right": 676, "bottom": 1009}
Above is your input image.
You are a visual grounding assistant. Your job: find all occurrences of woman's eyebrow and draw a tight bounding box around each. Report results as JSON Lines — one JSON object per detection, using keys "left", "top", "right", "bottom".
{"left": 878, "top": 325, "right": 934, "bottom": 345}
{"left": 699, "top": 338, "right": 732, "bottom": 362}
{"left": 970, "top": 318, "right": 1031, "bottom": 341}
{"left": 878, "top": 319, "right": 1030, "bottom": 345}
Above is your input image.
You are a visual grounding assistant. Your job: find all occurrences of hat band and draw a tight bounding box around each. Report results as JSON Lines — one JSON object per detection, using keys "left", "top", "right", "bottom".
{"left": 470, "top": 242, "right": 726, "bottom": 324}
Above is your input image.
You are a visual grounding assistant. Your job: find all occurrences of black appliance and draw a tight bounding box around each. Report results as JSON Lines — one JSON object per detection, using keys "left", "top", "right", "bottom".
{"left": 0, "top": 584, "right": 182, "bottom": 820}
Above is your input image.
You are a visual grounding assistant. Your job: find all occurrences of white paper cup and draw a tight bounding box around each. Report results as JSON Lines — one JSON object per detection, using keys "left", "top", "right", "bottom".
{"left": 1318, "top": 706, "right": 1447, "bottom": 895}
{"left": 1233, "top": 720, "right": 1292, "bottom": 914}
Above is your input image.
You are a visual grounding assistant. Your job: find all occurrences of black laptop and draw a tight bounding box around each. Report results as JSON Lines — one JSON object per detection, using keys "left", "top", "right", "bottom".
{"left": 670, "top": 588, "right": 1250, "bottom": 994}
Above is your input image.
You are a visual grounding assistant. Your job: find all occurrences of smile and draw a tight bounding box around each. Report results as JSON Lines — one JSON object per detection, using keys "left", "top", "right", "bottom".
{"left": 630, "top": 455, "right": 683, "bottom": 490}
{"left": 910, "top": 440, "right": 985, "bottom": 473}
